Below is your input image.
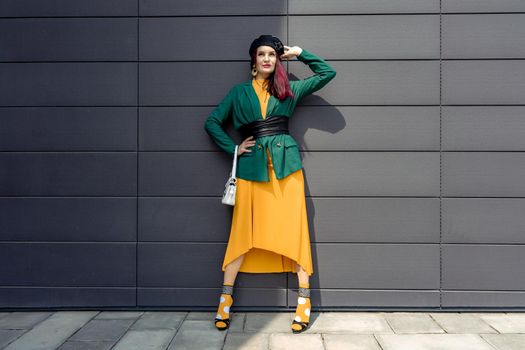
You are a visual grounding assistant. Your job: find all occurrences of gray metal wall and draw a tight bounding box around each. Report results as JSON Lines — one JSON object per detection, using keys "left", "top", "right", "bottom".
{"left": 1, "top": 0, "right": 525, "bottom": 310}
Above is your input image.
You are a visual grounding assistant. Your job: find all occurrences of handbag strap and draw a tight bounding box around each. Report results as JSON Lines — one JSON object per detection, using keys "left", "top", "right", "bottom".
{"left": 231, "top": 145, "right": 239, "bottom": 178}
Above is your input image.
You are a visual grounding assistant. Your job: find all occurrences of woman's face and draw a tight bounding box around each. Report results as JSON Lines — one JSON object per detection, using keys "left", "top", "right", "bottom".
{"left": 255, "top": 45, "right": 277, "bottom": 77}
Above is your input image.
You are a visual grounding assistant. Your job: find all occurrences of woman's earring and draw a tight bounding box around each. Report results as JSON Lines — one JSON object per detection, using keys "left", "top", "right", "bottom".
{"left": 251, "top": 66, "right": 257, "bottom": 77}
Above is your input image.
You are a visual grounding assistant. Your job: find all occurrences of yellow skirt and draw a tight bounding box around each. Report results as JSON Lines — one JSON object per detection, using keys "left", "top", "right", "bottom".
{"left": 221, "top": 151, "right": 313, "bottom": 276}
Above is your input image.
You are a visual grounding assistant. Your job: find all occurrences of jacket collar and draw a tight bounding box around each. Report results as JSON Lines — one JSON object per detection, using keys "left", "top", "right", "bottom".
{"left": 242, "top": 80, "right": 276, "bottom": 120}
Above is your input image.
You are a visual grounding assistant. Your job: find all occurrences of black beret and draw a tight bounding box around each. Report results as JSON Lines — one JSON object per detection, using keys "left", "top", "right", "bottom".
{"left": 249, "top": 35, "right": 285, "bottom": 57}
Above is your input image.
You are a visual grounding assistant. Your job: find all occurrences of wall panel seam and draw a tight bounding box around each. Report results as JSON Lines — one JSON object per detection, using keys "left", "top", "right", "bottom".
{"left": 136, "top": 0, "right": 140, "bottom": 308}
{"left": 439, "top": 0, "right": 443, "bottom": 309}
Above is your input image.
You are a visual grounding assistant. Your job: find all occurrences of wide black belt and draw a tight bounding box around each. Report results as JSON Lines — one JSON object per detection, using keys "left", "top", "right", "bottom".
{"left": 239, "top": 115, "right": 289, "bottom": 139}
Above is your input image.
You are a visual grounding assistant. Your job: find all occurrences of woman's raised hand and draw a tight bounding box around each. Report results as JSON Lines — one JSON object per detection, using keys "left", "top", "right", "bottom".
{"left": 280, "top": 45, "right": 303, "bottom": 60}
{"left": 238, "top": 136, "right": 256, "bottom": 156}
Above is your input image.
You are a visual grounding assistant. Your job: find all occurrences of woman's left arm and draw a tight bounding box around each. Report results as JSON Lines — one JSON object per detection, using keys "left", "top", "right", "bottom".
{"left": 289, "top": 48, "right": 337, "bottom": 101}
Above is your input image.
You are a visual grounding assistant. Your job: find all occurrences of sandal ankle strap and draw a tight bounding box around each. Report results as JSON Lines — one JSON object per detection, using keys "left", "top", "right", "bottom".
{"left": 298, "top": 287, "right": 310, "bottom": 298}
{"left": 222, "top": 285, "right": 234, "bottom": 295}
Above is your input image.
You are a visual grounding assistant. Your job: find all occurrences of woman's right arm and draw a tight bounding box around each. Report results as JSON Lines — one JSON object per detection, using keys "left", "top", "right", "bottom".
{"left": 204, "top": 87, "right": 237, "bottom": 156}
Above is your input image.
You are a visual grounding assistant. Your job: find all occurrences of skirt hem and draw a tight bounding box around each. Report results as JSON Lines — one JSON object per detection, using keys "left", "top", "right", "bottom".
{"left": 222, "top": 246, "right": 313, "bottom": 276}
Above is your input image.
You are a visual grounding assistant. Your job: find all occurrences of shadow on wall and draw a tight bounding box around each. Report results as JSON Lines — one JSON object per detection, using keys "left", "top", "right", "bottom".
{"left": 290, "top": 90, "right": 346, "bottom": 313}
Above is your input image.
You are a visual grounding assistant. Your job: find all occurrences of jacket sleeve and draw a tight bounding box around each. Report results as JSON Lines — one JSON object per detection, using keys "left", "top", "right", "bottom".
{"left": 204, "top": 86, "right": 237, "bottom": 156}
{"left": 292, "top": 48, "right": 336, "bottom": 101}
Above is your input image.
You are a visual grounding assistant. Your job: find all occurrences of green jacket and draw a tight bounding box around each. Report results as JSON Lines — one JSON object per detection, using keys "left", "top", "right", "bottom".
{"left": 204, "top": 49, "right": 336, "bottom": 182}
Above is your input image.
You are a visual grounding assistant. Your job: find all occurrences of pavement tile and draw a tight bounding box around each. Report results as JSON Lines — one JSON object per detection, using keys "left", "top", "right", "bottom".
{"left": 429, "top": 312, "right": 497, "bottom": 334}
{"left": 94, "top": 311, "right": 143, "bottom": 320}
{"left": 168, "top": 320, "right": 225, "bottom": 350}
{"left": 323, "top": 334, "right": 382, "bottom": 350}
{"left": 184, "top": 311, "right": 245, "bottom": 331}
{"left": 57, "top": 341, "right": 115, "bottom": 350}
{"left": 0, "top": 330, "right": 26, "bottom": 349}
{"left": 269, "top": 333, "right": 324, "bottom": 350}
{"left": 68, "top": 318, "right": 135, "bottom": 341}
{"left": 478, "top": 313, "right": 525, "bottom": 333}
{"left": 481, "top": 334, "right": 525, "bottom": 350}
{"left": 227, "top": 312, "right": 246, "bottom": 332}
{"left": 131, "top": 311, "right": 186, "bottom": 330}
{"left": 112, "top": 329, "right": 175, "bottom": 350}
{"left": 375, "top": 334, "right": 495, "bottom": 350}
{"left": 3, "top": 311, "right": 97, "bottom": 350}
{"left": 383, "top": 312, "right": 444, "bottom": 334}
{"left": 0, "top": 312, "right": 53, "bottom": 330}
{"left": 469, "top": 312, "right": 508, "bottom": 316}
{"left": 223, "top": 333, "right": 269, "bottom": 350}
{"left": 185, "top": 311, "right": 215, "bottom": 320}
{"left": 307, "top": 312, "right": 392, "bottom": 334}
{"left": 245, "top": 312, "right": 295, "bottom": 333}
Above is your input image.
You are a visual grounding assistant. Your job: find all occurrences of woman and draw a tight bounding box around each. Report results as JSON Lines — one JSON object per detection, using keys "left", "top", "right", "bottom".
{"left": 204, "top": 35, "right": 336, "bottom": 333}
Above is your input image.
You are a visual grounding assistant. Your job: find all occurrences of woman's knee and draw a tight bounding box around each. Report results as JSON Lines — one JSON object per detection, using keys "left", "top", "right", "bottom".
{"left": 225, "top": 254, "right": 245, "bottom": 270}
{"left": 233, "top": 253, "right": 245, "bottom": 263}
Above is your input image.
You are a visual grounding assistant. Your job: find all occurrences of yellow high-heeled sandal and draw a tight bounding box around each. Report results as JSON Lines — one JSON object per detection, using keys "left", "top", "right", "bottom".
{"left": 214, "top": 285, "right": 234, "bottom": 331}
{"left": 291, "top": 286, "right": 311, "bottom": 334}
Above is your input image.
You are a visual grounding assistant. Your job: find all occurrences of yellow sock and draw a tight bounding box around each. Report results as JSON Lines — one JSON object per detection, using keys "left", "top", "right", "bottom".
{"left": 291, "top": 283, "right": 311, "bottom": 332}
{"left": 215, "top": 284, "right": 233, "bottom": 329}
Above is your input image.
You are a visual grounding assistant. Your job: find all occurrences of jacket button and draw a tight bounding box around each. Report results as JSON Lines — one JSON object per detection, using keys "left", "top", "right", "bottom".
{"left": 257, "top": 144, "right": 262, "bottom": 150}
{"left": 276, "top": 142, "right": 282, "bottom": 147}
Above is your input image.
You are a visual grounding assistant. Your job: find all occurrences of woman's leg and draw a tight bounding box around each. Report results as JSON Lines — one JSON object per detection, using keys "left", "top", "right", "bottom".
{"left": 295, "top": 262, "right": 309, "bottom": 286}
{"left": 291, "top": 262, "right": 311, "bottom": 333}
{"left": 223, "top": 253, "right": 245, "bottom": 285}
{"left": 215, "top": 253, "right": 245, "bottom": 330}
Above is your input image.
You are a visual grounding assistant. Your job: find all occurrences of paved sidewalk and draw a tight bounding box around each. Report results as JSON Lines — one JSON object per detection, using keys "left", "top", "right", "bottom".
{"left": 1, "top": 310, "right": 525, "bottom": 349}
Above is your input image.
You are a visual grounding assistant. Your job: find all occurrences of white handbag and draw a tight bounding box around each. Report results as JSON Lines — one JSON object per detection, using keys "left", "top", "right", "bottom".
{"left": 222, "top": 145, "right": 238, "bottom": 206}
